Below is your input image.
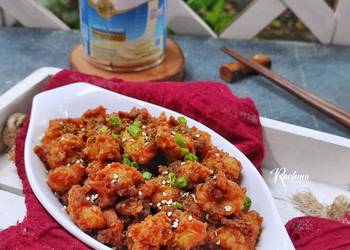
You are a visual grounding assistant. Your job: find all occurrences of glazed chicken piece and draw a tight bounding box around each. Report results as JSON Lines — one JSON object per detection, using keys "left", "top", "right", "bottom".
{"left": 195, "top": 171, "right": 245, "bottom": 217}
{"left": 126, "top": 212, "right": 173, "bottom": 250}
{"left": 170, "top": 211, "right": 208, "bottom": 250}
{"left": 168, "top": 160, "right": 211, "bottom": 188}
{"left": 80, "top": 106, "right": 107, "bottom": 134}
{"left": 154, "top": 129, "right": 185, "bottom": 160}
{"left": 120, "top": 129, "right": 157, "bottom": 165}
{"left": 34, "top": 133, "right": 84, "bottom": 169}
{"left": 202, "top": 147, "right": 242, "bottom": 181}
{"left": 87, "top": 162, "right": 144, "bottom": 208}
{"left": 67, "top": 185, "right": 106, "bottom": 231}
{"left": 84, "top": 134, "right": 121, "bottom": 162}
{"left": 86, "top": 160, "right": 105, "bottom": 178}
{"left": 140, "top": 175, "right": 181, "bottom": 209}
{"left": 116, "top": 197, "right": 151, "bottom": 218}
{"left": 97, "top": 209, "right": 123, "bottom": 247}
{"left": 209, "top": 211, "right": 263, "bottom": 250}
{"left": 47, "top": 163, "right": 86, "bottom": 194}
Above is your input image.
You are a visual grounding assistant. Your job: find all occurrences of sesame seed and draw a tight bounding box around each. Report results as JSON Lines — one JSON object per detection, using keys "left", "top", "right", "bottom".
{"left": 113, "top": 174, "right": 119, "bottom": 179}
{"left": 161, "top": 200, "right": 167, "bottom": 204}
{"left": 138, "top": 191, "right": 143, "bottom": 196}
{"left": 67, "top": 163, "right": 71, "bottom": 167}
{"left": 195, "top": 134, "right": 200, "bottom": 138}
{"left": 162, "top": 192, "right": 167, "bottom": 197}
{"left": 149, "top": 203, "right": 153, "bottom": 206}
{"left": 191, "top": 194, "right": 197, "bottom": 202}
{"left": 60, "top": 122, "right": 64, "bottom": 125}
{"left": 214, "top": 231, "right": 218, "bottom": 236}
{"left": 209, "top": 170, "right": 214, "bottom": 174}
{"left": 129, "top": 139, "right": 135, "bottom": 142}
{"left": 167, "top": 211, "right": 173, "bottom": 217}
{"left": 162, "top": 171, "right": 169, "bottom": 175}
{"left": 224, "top": 205, "right": 232, "bottom": 212}
{"left": 60, "top": 136, "right": 65, "bottom": 141}
{"left": 122, "top": 138, "right": 127, "bottom": 142}
{"left": 171, "top": 131, "right": 176, "bottom": 135}
{"left": 188, "top": 215, "right": 193, "bottom": 221}
{"left": 215, "top": 153, "right": 220, "bottom": 157}
{"left": 162, "top": 180, "right": 166, "bottom": 185}
{"left": 86, "top": 196, "right": 90, "bottom": 201}
{"left": 142, "top": 125, "right": 146, "bottom": 129}
{"left": 213, "top": 175, "right": 217, "bottom": 180}
{"left": 111, "top": 179, "right": 117, "bottom": 184}
{"left": 205, "top": 214, "right": 210, "bottom": 220}
{"left": 39, "top": 134, "right": 44, "bottom": 141}
{"left": 216, "top": 240, "right": 221, "bottom": 245}
{"left": 142, "top": 132, "right": 147, "bottom": 136}
{"left": 172, "top": 221, "right": 179, "bottom": 228}
{"left": 180, "top": 162, "right": 186, "bottom": 165}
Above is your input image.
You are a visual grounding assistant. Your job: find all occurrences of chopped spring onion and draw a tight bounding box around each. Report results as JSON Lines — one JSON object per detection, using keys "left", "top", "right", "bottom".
{"left": 174, "top": 133, "right": 185, "bottom": 148}
{"left": 176, "top": 177, "right": 188, "bottom": 188}
{"left": 143, "top": 171, "right": 153, "bottom": 180}
{"left": 244, "top": 196, "right": 252, "bottom": 212}
{"left": 122, "top": 154, "right": 139, "bottom": 168}
{"left": 181, "top": 148, "right": 189, "bottom": 154}
{"left": 178, "top": 116, "right": 187, "bottom": 125}
{"left": 168, "top": 172, "right": 177, "bottom": 187}
{"left": 108, "top": 114, "right": 122, "bottom": 128}
{"left": 128, "top": 120, "right": 142, "bottom": 138}
{"left": 184, "top": 152, "right": 198, "bottom": 162}
{"left": 111, "top": 132, "right": 119, "bottom": 139}
{"left": 96, "top": 125, "right": 109, "bottom": 134}
{"left": 175, "top": 201, "right": 184, "bottom": 210}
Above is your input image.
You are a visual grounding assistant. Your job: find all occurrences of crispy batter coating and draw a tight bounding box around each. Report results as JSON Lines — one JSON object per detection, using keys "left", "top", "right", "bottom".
{"left": 35, "top": 133, "right": 84, "bottom": 169}
{"left": 86, "top": 160, "right": 105, "bottom": 178}
{"left": 84, "top": 134, "right": 121, "bottom": 162}
{"left": 171, "top": 211, "right": 208, "bottom": 250}
{"left": 169, "top": 161, "right": 211, "bottom": 187}
{"left": 47, "top": 163, "right": 86, "bottom": 194}
{"left": 203, "top": 148, "right": 242, "bottom": 181}
{"left": 116, "top": 197, "right": 150, "bottom": 218}
{"left": 97, "top": 209, "right": 123, "bottom": 247}
{"left": 196, "top": 171, "right": 245, "bottom": 217}
{"left": 210, "top": 211, "right": 263, "bottom": 250}
{"left": 121, "top": 130, "right": 157, "bottom": 165}
{"left": 155, "top": 130, "right": 184, "bottom": 160}
{"left": 126, "top": 212, "right": 173, "bottom": 250}
{"left": 67, "top": 185, "right": 106, "bottom": 231}
{"left": 141, "top": 176, "right": 181, "bottom": 207}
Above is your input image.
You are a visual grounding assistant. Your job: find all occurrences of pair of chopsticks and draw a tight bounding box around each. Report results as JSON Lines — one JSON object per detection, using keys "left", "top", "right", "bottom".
{"left": 221, "top": 46, "right": 350, "bottom": 129}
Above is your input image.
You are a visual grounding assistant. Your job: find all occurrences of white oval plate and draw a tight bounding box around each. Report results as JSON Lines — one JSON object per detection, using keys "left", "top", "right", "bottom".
{"left": 25, "top": 83, "right": 294, "bottom": 250}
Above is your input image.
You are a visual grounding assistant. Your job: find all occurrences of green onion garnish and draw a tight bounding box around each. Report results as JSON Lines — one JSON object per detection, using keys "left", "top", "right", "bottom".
{"left": 176, "top": 176, "right": 188, "bottom": 188}
{"left": 108, "top": 114, "right": 122, "bottom": 128}
{"left": 184, "top": 152, "right": 198, "bottom": 162}
{"left": 111, "top": 132, "right": 119, "bottom": 139}
{"left": 178, "top": 116, "right": 187, "bottom": 125}
{"left": 122, "top": 154, "right": 139, "bottom": 168}
{"left": 174, "top": 133, "right": 185, "bottom": 148}
{"left": 143, "top": 171, "right": 152, "bottom": 180}
{"left": 175, "top": 201, "right": 184, "bottom": 210}
{"left": 128, "top": 120, "right": 142, "bottom": 138}
{"left": 243, "top": 196, "right": 252, "bottom": 212}
{"left": 181, "top": 148, "right": 189, "bottom": 154}
{"left": 168, "top": 172, "right": 177, "bottom": 187}
{"left": 96, "top": 125, "right": 109, "bottom": 134}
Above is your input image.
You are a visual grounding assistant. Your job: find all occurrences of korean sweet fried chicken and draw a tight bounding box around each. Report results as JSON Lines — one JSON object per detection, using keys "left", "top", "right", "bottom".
{"left": 34, "top": 106, "right": 263, "bottom": 249}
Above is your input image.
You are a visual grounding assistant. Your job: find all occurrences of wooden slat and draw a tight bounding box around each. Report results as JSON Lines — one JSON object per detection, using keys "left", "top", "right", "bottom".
{"left": 220, "top": 0, "right": 286, "bottom": 39}
{"left": 0, "top": 154, "right": 23, "bottom": 195}
{"left": 332, "top": 0, "right": 350, "bottom": 45}
{"left": 168, "top": 0, "right": 217, "bottom": 37}
{"left": 283, "top": 0, "right": 335, "bottom": 44}
{"left": 0, "top": 0, "right": 69, "bottom": 29}
{"left": 0, "top": 190, "right": 25, "bottom": 230}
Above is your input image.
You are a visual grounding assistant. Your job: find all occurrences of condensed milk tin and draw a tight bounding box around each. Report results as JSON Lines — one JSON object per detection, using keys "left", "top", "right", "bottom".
{"left": 79, "top": 0, "right": 167, "bottom": 72}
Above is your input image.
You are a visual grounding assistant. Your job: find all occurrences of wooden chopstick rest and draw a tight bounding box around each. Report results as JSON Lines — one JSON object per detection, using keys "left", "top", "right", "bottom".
{"left": 220, "top": 54, "right": 271, "bottom": 83}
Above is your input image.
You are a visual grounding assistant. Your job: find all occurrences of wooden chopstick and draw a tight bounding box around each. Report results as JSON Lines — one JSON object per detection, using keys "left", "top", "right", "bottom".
{"left": 221, "top": 46, "right": 350, "bottom": 129}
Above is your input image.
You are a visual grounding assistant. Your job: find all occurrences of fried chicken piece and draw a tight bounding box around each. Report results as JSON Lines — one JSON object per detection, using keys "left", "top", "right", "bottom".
{"left": 191, "top": 129, "right": 212, "bottom": 159}
{"left": 169, "top": 161, "right": 211, "bottom": 188}
{"left": 116, "top": 197, "right": 151, "bottom": 218}
{"left": 202, "top": 147, "right": 242, "bottom": 181}
{"left": 195, "top": 171, "right": 245, "bottom": 217}
{"left": 183, "top": 195, "right": 206, "bottom": 221}
{"left": 140, "top": 176, "right": 181, "bottom": 208}
{"left": 86, "top": 160, "right": 105, "bottom": 178}
{"left": 155, "top": 129, "right": 184, "bottom": 160}
{"left": 47, "top": 163, "right": 86, "bottom": 194}
{"left": 120, "top": 130, "right": 157, "bottom": 165}
{"left": 67, "top": 185, "right": 106, "bottom": 231}
{"left": 97, "top": 209, "right": 123, "bottom": 247}
{"left": 35, "top": 133, "right": 84, "bottom": 169}
{"left": 209, "top": 211, "right": 263, "bottom": 250}
{"left": 84, "top": 134, "right": 121, "bottom": 162}
{"left": 81, "top": 106, "right": 107, "bottom": 133}
{"left": 87, "top": 162, "right": 144, "bottom": 207}
{"left": 126, "top": 212, "right": 173, "bottom": 250}
{"left": 170, "top": 211, "right": 208, "bottom": 250}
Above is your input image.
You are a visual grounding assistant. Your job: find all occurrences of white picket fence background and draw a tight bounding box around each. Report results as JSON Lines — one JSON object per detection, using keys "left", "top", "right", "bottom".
{"left": 0, "top": 0, "right": 349, "bottom": 45}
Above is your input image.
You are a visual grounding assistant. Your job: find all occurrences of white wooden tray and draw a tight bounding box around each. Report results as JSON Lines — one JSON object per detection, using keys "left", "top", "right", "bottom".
{"left": 0, "top": 67, "right": 349, "bottom": 237}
